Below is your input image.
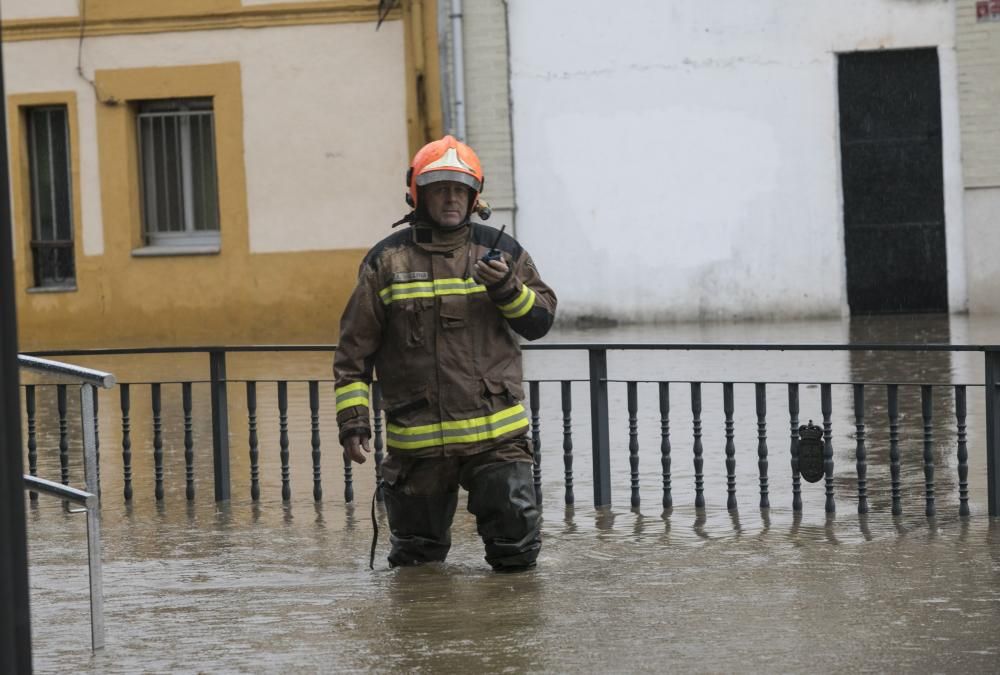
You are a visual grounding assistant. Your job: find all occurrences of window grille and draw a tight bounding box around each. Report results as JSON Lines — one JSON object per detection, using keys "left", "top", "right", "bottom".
{"left": 27, "top": 106, "right": 75, "bottom": 287}
{"left": 137, "top": 99, "right": 220, "bottom": 247}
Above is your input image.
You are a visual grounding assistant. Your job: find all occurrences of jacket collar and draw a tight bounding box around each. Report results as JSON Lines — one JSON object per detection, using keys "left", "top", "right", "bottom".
{"left": 411, "top": 220, "right": 471, "bottom": 254}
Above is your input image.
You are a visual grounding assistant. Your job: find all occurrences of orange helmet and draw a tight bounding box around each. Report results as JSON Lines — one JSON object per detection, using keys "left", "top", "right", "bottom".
{"left": 406, "top": 135, "right": 485, "bottom": 210}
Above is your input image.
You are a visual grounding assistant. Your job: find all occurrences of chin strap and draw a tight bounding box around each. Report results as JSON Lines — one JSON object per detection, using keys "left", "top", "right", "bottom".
{"left": 391, "top": 212, "right": 417, "bottom": 228}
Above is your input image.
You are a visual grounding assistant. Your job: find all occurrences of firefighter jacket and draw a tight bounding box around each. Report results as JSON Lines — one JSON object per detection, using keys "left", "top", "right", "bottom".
{"left": 334, "top": 220, "right": 557, "bottom": 457}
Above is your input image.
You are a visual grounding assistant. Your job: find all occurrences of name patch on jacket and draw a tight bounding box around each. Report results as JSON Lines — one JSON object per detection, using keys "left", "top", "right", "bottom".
{"left": 392, "top": 271, "right": 430, "bottom": 282}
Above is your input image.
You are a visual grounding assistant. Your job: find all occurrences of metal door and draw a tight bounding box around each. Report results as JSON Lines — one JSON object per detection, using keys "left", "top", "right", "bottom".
{"left": 838, "top": 48, "right": 947, "bottom": 313}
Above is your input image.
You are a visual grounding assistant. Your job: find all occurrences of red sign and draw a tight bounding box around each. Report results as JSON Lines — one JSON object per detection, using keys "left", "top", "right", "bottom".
{"left": 992, "top": 0, "right": 1000, "bottom": 19}
{"left": 977, "top": 1, "right": 989, "bottom": 20}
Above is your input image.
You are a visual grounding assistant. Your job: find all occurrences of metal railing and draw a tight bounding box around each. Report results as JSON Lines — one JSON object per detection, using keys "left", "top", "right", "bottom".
{"left": 19, "top": 355, "right": 115, "bottom": 652}
{"left": 25, "top": 343, "right": 1000, "bottom": 518}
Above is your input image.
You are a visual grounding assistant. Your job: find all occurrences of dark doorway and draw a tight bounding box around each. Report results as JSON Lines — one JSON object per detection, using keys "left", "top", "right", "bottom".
{"left": 838, "top": 48, "right": 947, "bottom": 314}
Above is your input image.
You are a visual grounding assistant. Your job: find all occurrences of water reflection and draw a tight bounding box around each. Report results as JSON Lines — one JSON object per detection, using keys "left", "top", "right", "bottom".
{"left": 378, "top": 566, "right": 546, "bottom": 673}
{"left": 847, "top": 314, "right": 961, "bottom": 519}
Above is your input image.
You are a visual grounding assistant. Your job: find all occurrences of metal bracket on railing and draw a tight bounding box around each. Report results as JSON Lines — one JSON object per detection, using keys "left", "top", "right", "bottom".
{"left": 23, "top": 473, "right": 105, "bottom": 651}
{"left": 18, "top": 355, "right": 114, "bottom": 652}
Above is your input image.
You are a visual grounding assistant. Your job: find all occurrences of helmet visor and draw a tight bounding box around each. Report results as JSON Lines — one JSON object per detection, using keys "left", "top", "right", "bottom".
{"left": 415, "top": 170, "right": 482, "bottom": 193}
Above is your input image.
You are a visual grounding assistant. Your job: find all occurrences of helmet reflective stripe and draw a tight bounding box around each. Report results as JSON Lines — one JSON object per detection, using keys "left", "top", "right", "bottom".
{"left": 414, "top": 170, "right": 482, "bottom": 192}
{"left": 422, "top": 146, "right": 475, "bottom": 172}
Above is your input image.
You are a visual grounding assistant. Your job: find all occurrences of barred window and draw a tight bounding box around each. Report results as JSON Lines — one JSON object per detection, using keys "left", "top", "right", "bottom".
{"left": 27, "top": 106, "right": 75, "bottom": 288}
{"left": 137, "top": 99, "right": 220, "bottom": 248}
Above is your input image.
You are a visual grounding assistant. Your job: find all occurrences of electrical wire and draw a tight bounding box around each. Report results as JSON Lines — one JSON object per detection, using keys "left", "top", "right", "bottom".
{"left": 76, "top": 0, "right": 119, "bottom": 105}
{"left": 376, "top": 0, "right": 399, "bottom": 31}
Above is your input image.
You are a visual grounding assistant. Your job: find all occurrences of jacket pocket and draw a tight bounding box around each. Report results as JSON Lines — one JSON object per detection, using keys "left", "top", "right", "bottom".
{"left": 381, "top": 384, "right": 430, "bottom": 426}
{"left": 390, "top": 298, "right": 430, "bottom": 347}
{"left": 481, "top": 377, "right": 525, "bottom": 406}
{"left": 438, "top": 295, "right": 467, "bottom": 330}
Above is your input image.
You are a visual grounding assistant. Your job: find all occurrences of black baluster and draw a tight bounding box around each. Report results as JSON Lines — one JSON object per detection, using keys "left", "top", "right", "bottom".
{"left": 310, "top": 381, "right": 322, "bottom": 502}
{"left": 922, "top": 385, "right": 935, "bottom": 517}
{"left": 373, "top": 381, "right": 384, "bottom": 503}
{"left": 628, "top": 381, "right": 640, "bottom": 509}
{"left": 724, "top": 382, "right": 737, "bottom": 511}
{"left": 247, "top": 381, "right": 260, "bottom": 501}
{"left": 956, "top": 385, "right": 969, "bottom": 517}
{"left": 692, "top": 382, "right": 704, "bottom": 509}
{"left": 58, "top": 384, "right": 69, "bottom": 486}
{"left": 530, "top": 381, "right": 542, "bottom": 506}
{"left": 756, "top": 383, "right": 769, "bottom": 509}
{"left": 181, "top": 383, "right": 194, "bottom": 501}
{"left": 788, "top": 384, "right": 801, "bottom": 512}
{"left": 121, "top": 384, "right": 132, "bottom": 502}
{"left": 660, "top": 382, "right": 672, "bottom": 511}
{"left": 888, "top": 384, "right": 901, "bottom": 516}
{"left": 561, "top": 381, "right": 574, "bottom": 506}
{"left": 854, "top": 384, "right": 868, "bottom": 514}
{"left": 26, "top": 385, "right": 37, "bottom": 501}
{"left": 278, "top": 381, "right": 291, "bottom": 503}
{"left": 821, "top": 383, "right": 834, "bottom": 514}
{"left": 93, "top": 385, "right": 100, "bottom": 497}
{"left": 152, "top": 383, "right": 163, "bottom": 501}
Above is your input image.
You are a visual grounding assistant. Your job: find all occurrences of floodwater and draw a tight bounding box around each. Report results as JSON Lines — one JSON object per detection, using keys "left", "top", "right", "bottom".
{"left": 21, "top": 314, "right": 1000, "bottom": 673}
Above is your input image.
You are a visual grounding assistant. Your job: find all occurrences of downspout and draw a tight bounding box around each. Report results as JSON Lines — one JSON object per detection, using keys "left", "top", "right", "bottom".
{"left": 450, "top": 0, "right": 467, "bottom": 141}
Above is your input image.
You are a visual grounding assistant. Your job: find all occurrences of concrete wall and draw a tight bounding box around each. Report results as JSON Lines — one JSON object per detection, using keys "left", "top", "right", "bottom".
{"left": 3, "top": 6, "right": 411, "bottom": 348}
{"left": 2, "top": 0, "right": 77, "bottom": 20}
{"left": 507, "top": 0, "right": 963, "bottom": 322}
{"left": 5, "top": 23, "right": 407, "bottom": 255}
{"left": 438, "top": 0, "right": 517, "bottom": 232}
{"left": 956, "top": 1, "right": 1000, "bottom": 313}
{"left": 461, "top": 0, "right": 516, "bottom": 232}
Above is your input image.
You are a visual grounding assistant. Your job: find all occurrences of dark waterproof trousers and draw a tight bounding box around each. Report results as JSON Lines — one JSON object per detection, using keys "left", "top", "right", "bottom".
{"left": 379, "top": 435, "right": 541, "bottom": 570}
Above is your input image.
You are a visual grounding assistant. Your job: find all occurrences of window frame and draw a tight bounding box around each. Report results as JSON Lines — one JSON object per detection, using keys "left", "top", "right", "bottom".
{"left": 94, "top": 63, "right": 247, "bottom": 259}
{"left": 7, "top": 92, "right": 82, "bottom": 294}
{"left": 26, "top": 104, "right": 76, "bottom": 287}
{"left": 135, "top": 97, "right": 221, "bottom": 249}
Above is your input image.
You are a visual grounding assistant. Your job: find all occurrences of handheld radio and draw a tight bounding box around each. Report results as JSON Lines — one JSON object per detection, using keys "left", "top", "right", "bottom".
{"left": 480, "top": 225, "right": 506, "bottom": 264}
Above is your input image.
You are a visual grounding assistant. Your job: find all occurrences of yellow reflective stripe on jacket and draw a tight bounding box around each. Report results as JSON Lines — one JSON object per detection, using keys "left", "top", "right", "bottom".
{"left": 499, "top": 285, "right": 536, "bottom": 319}
{"left": 386, "top": 403, "right": 529, "bottom": 450}
{"left": 379, "top": 277, "right": 487, "bottom": 305}
{"left": 335, "top": 382, "right": 370, "bottom": 412}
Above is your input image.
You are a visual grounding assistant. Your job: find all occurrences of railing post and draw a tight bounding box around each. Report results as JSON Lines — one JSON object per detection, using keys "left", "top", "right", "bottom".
{"left": 79, "top": 384, "right": 105, "bottom": 650}
{"left": 589, "top": 348, "right": 611, "bottom": 508}
{"left": 209, "top": 350, "right": 231, "bottom": 502}
{"left": 986, "top": 349, "right": 1000, "bottom": 518}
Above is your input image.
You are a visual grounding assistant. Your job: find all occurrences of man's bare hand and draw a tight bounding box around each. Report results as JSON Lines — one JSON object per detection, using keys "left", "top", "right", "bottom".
{"left": 474, "top": 258, "right": 510, "bottom": 286}
{"left": 343, "top": 434, "right": 371, "bottom": 464}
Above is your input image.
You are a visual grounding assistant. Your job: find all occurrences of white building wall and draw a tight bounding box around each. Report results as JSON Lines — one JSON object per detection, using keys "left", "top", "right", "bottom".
{"left": 1, "top": 0, "right": 78, "bottom": 20}
{"left": 3, "top": 20, "right": 408, "bottom": 255}
{"left": 508, "top": 0, "right": 962, "bottom": 322}
{"left": 461, "top": 0, "right": 516, "bottom": 232}
{"left": 956, "top": 1, "right": 1000, "bottom": 314}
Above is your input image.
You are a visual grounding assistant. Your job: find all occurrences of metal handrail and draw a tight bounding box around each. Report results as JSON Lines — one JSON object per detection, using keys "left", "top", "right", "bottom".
{"left": 19, "top": 343, "right": 1000, "bottom": 517}
{"left": 22, "top": 341, "right": 1000, "bottom": 357}
{"left": 19, "top": 355, "right": 114, "bottom": 652}
{"left": 24, "top": 475, "right": 94, "bottom": 504}
{"left": 18, "top": 354, "right": 116, "bottom": 387}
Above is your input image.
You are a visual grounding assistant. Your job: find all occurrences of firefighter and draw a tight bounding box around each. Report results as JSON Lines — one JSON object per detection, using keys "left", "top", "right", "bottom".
{"left": 334, "top": 135, "right": 557, "bottom": 571}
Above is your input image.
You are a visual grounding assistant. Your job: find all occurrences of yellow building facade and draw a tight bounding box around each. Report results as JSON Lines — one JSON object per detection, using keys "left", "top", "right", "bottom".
{"left": 2, "top": 0, "right": 442, "bottom": 349}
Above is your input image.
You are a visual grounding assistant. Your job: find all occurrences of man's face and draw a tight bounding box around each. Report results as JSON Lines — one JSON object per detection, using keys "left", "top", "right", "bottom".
{"left": 423, "top": 181, "right": 471, "bottom": 228}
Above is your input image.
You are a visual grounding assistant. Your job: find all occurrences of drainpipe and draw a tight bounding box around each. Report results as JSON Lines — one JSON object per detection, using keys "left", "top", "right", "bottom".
{"left": 450, "top": 0, "right": 467, "bottom": 141}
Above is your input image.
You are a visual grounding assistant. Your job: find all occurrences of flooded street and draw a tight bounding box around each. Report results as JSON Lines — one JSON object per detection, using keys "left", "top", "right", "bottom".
{"left": 22, "top": 315, "right": 1000, "bottom": 673}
